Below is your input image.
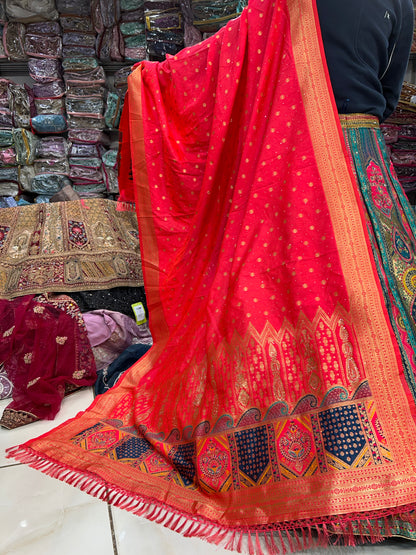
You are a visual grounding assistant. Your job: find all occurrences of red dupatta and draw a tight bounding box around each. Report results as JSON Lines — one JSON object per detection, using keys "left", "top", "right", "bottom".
{"left": 9, "top": 0, "right": 416, "bottom": 551}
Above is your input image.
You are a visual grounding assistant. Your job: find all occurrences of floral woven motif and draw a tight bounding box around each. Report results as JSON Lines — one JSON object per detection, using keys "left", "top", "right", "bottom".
{"left": 0, "top": 198, "right": 143, "bottom": 299}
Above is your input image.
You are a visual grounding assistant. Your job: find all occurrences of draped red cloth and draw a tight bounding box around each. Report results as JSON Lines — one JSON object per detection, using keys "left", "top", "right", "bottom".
{"left": 0, "top": 294, "right": 96, "bottom": 428}
{"left": 8, "top": 0, "right": 416, "bottom": 551}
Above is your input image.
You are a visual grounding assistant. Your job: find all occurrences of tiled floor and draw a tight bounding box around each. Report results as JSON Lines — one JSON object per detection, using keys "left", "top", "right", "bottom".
{"left": 2, "top": 390, "right": 416, "bottom": 555}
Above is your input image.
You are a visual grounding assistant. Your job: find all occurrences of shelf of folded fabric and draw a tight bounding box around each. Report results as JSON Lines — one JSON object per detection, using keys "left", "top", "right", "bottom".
{"left": 0, "top": 61, "right": 133, "bottom": 76}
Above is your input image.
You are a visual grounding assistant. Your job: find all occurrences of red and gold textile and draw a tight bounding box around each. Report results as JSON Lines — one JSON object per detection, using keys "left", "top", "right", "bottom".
{"left": 8, "top": 0, "right": 416, "bottom": 552}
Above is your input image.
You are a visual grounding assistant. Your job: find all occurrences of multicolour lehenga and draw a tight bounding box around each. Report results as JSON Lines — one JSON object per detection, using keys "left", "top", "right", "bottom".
{"left": 8, "top": 0, "right": 416, "bottom": 552}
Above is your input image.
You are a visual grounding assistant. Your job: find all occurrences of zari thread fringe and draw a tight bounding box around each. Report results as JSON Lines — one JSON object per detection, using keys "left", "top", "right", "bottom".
{"left": 6, "top": 444, "right": 416, "bottom": 555}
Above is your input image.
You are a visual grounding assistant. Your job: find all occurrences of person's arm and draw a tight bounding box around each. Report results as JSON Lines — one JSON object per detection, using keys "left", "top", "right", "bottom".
{"left": 381, "top": 0, "right": 414, "bottom": 121}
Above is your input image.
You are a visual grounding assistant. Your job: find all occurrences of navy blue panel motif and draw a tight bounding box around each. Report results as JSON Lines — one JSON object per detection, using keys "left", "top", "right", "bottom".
{"left": 318, "top": 405, "right": 366, "bottom": 464}
{"left": 170, "top": 442, "right": 196, "bottom": 486}
{"left": 235, "top": 425, "right": 269, "bottom": 482}
{"left": 115, "top": 436, "right": 152, "bottom": 460}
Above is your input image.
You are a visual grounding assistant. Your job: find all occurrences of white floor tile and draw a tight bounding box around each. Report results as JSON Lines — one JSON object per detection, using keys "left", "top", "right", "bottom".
{"left": 0, "top": 464, "right": 114, "bottom": 555}
{"left": 0, "top": 387, "right": 94, "bottom": 467}
{"left": 111, "top": 506, "right": 231, "bottom": 555}
{"left": 110, "top": 506, "right": 416, "bottom": 555}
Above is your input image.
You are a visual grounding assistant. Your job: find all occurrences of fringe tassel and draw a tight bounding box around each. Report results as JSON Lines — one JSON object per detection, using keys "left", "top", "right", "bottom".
{"left": 255, "top": 531, "right": 264, "bottom": 555}
{"left": 8, "top": 444, "right": 416, "bottom": 555}
{"left": 384, "top": 515, "right": 392, "bottom": 537}
{"left": 247, "top": 530, "right": 255, "bottom": 555}
{"left": 285, "top": 529, "right": 294, "bottom": 553}
{"left": 277, "top": 529, "right": 287, "bottom": 554}
{"left": 225, "top": 529, "right": 237, "bottom": 551}
{"left": 271, "top": 531, "right": 281, "bottom": 554}
{"left": 237, "top": 529, "right": 244, "bottom": 553}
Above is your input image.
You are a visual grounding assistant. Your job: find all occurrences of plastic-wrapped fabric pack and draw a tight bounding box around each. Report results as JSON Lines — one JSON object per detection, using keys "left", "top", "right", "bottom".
{"left": 31, "top": 173, "right": 72, "bottom": 195}
{"left": 67, "top": 129, "right": 109, "bottom": 145}
{"left": 102, "top": 148, "right": 119, "bottom": 194}
{"left": 0, "top": 78, "right": 12, "bottom": 107}
{"left": 91, "top": 0, "right": 120, "bottom": 30}
{"left": 32, "top": 80, "right": 65, "bottom": 99}
{"left": 5, "top": 0, "right": 58, "bottom": 23}
{"left": 0, "top": 0, "right": 6, "bottom": 23}
{"left": 69, "top": 156, "right": 102, "bottom": 170}
{"left": 30, "top": 114, "right": 67, "bottom": 134}
{"left": 0, "top": 181, "right": 18, "bottom": 197}
{"left": 191, "top": 0, "right": 248, "bottom": 32}
{"left": 0, "top": 166, "right": 18, "bottom": 182}
{"left": 66, "top": 83, "right": 106, "bottom": 98}
{"left": 121, "top": 8, "right": 145, "bottom": 22}
{"left": 0, "top": 129, "right": 13, "bottom": 147}
{"left": 121, "top": 0, "right": 144, "bottom": 10}
{"left": 62, "top": 57, "right": 99, "bottom": 73}
{"left": 110, "top": 25, "right": 125, "bottom": 61}
{"left": 113, "top": 66, "right": 132, "bottom": 98}
{"left": 62, "top": 31, "right": 97, "bottom": 49}
{"left": 24, "top": 34, "right": 63, "bottom": 59}
{"left": 96, "top": 27, "right": 113, "bottom": 62}
{"left": 34, "top": 97, "right": 65, "bottom": 115}
{"left": 8, "top": 83, "right": 31, "bottom": 128}
{"left": 120, "top": 21, "right": 145, "bottom": 36}
{"left": 63, "top": 66, "right": 106, "bottom": 85}
{"left": 62, "top": 45, "right": 96, "bottom": 58}
{"left": 0, "top": 146, "right": 16, "bottom": 166}
{"left": 69, "top": 142, "right": 104, "bottom": 158}
{"left": 60, "top": 15, "right": 94, "bottom": 33}
{"left": 34, "top": 157, "right": 70, "bottom": 175}
{"left": 13, "top": 127, "right": 38, "bottom": 165}
{"left": 0, "top": 24, "right": 6, "bottom": 59}
{"left": 3, "top": 22, "right": 26, "bottom": 60}
{"left": 18, "top": 164, "right": 35, "bottom": 191}
{"left": 144, "top": 0, "right": 184, "bottom": 59}
{"left": 104, "top": 91, "right": 123, "bottom": 129}
{"left": 55, "top": 0, "right": 91, "bottom": 16}
{"left": 28, "top": 58, "right": 62, "bottom": 82}
{"left": 36, "top": 136, "right": 70, "bottom": 159}
{"left": 0, "top": 107, "right": 13, "bottom": 127}
{"left": 26, "top": 21, "right": 61, "bottom": 35}
{"left": 66, "top": 114, "right": 105, "bottom": 131}
{"left": 65, "top": 96, "right": 104, "bottom": 116}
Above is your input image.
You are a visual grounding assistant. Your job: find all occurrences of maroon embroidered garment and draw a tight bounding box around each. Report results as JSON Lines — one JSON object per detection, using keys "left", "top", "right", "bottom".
{"left": 0, "top": 294, "right": 96, "bottom": 429}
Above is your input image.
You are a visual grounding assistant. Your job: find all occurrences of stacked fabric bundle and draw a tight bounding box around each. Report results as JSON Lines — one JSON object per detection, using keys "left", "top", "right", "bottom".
{"left": 0, "top": 0, "right": 256, "bottom": 205}
{"left": 144, "top": 0, "right": 184, "bottom": 60}
{"left": 57, "top": 0, "right": 107, "bottom": 199}
{"left": 0, "top": 2, "right": 7, "bottom": 59}
{"left": 0, "top": 78, "right": 31, "bottom": 199}
{"left": 190, "top": 0, "right": 248, "bottom": 38}
{"left": 91, "top": 0, "right": 123, "bottom": 63}
{"left": 1, "top": 0, "right": 70, "bottom": 202}
{"left": 120, "top": 0, "right": 146, "bottom": 62}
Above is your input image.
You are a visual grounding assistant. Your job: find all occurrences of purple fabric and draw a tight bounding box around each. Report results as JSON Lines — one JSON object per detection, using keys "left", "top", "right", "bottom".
{"left": 83, "top": 310, "right": 153, "bottom": 371}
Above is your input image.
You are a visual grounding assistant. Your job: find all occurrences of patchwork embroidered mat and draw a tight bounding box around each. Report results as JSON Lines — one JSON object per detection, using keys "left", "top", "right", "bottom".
{"left": 0, "top": 198, "right": 143, "bottom": 299}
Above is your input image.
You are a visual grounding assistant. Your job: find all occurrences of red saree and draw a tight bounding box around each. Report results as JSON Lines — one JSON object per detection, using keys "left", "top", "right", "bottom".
{"left": 8, "top": 0, "right": 416, "bottom": 552}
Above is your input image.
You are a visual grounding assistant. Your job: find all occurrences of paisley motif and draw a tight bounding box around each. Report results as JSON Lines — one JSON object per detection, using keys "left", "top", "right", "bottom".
{"left": 392, "top": 227, "right": 413, "bottom": 263}
{"left": 368, "top": 160, "right": 393, "bottom": 217}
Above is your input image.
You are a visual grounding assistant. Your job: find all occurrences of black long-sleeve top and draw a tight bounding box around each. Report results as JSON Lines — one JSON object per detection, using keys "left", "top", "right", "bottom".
{"left": 316, "top": 0, "right": 414, "bottom": 122}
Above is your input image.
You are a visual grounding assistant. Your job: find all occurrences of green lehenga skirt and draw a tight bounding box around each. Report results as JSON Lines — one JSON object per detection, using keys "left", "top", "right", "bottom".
{"left": 341, "top": 113, "right": 416, "bottom": 540}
